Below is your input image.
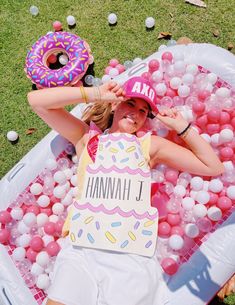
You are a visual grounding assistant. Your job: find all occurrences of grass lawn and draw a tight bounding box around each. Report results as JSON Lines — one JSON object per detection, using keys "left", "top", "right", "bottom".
{"left": 0, "top": 0, "right": 235, "bottom": 304}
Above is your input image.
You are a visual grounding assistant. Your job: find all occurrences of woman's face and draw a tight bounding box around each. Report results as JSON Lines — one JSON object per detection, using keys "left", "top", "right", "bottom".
{"left": 110, "top": 99, "right": 149, "bottom": 134}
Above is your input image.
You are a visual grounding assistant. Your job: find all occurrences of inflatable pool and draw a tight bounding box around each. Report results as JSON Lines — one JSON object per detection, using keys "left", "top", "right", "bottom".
{"left": 1, "top": 43, "right": 235, "bottom": 305}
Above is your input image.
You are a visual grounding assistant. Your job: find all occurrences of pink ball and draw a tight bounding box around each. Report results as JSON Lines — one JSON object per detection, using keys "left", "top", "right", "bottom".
{"left": 47, "top": 54, "right": 57, "bottom": 64}
{"left": 30, "top": 236, "right": 44, "bottom": 252}
{"left": 0, "top": 211, "right": 12, "bottom": 224}
{"left": 217, "top": 196, "right": 232, "bottom": 210}
{"left": 0, "top": 228, "right": 10, "bottom": 244}
{"left": 40, "top": 207, "right": 52, "bottom": 216}
{"left": 104, "top": 66, "right": 112, "bottom": 75}
{"left": 116, "top": 64, "right": 125, "bottom": 74}
{"left": 166, "top": 88, "right": 177, "bottom": 98}
{"left": 158, "top": 222, "right": 171, "bottom": 237}
{"left": 55, "top": 220, "right": 64, "bottom": 235}
{"left": 165, "top": 169, "right": 179, "bottom": 184}
{"left": 170, "top": 226, "right": 184, "bottom": 237}
{"left": 231, "top": 117, "right": 235, "bottom": 129}
{"left": 26, "top": 205, "right": 40, "bottom": 215}
{"left": 26, "top": 248, "right": 38, "bottom": 262}
{"left": 220, "top": 112, "right": 231, "bottom": 125}
{"left": 161, "top": 257, "right": 179, "bottom": 275}
{"left": 220, "top": 147, "right": 234, "bottom": 161}
{"left": 44, "top": 222, "right": 56, "bottom": 236}
{"left": 141, "top": 72, "right": 150, "bottom": 80}
{"left": 46, "top": 241, "right": 61, "bottom": 256}
{"left": 161, "top": 52, "right": 173, "bottom": 62}
{"left": 198, "top": 90, "right": 211, "bottom": 101}
{"left": 148, "top": 59, "right": 160, "bottom": 72}
{"left": 167, "top": 213, "right": 181, "bottom": 226}
{"left": 109, "top": 59, "right": 119, "bottom": 67}
{"left": 206, "top": 124, "right": 220, "bottom": 135}
{"left": 208, "top": 192, "right": 219, "bottom": 206}
{"left": 196, "top": 115, "right": 208, "bottom": 128}
{"left": 220, "top": 124, "right": 234, "bottom": 131}
{"left": 192, "top": 102, "right": 205, "bottom": 115}
{"left": 207, "top": 109, "right": 221, "bottom": 123}
{"left": 53, "top": 21, "right": 62, "bottom": 31}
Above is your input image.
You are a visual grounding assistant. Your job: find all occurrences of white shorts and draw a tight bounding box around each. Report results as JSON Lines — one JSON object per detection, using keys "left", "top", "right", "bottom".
{"left": 47, "top": 238, "right": 168, "bottom": 305}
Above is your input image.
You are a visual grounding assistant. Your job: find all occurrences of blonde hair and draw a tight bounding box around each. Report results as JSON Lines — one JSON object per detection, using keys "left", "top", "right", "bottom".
{"left": 82, "top": 102, "right": 114, "bottom": 131}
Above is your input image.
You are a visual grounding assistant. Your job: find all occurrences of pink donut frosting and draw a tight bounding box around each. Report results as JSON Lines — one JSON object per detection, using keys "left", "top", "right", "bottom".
{"left": 25, "top": 32, "right": 90, "bottom": 87}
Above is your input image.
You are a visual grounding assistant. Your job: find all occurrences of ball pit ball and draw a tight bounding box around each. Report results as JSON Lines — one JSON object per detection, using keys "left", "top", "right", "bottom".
{"left": 171, "top": 226, "right": 184, "bottom": 237}
{"left": 208, "top": 179, "right": 223, "bottom": 193}
{"left": 26, "top": 248, "right": 38, "bottom": 262}
{"left": 185, "top": 64, "right": 198, "bottom": 75}
{"left": 158, "top": 222, "right": 171, "bottom": 237}
{"left": 17, "top": 233, "right": 31, "bottom": 248}
{"left": 195, "top": 191, "right": 210, "bottom": 205}
{"left": 59, "top": 54, "right": 69, "bottom": 66}
{"left": 66, "top": 15, "right": 76, "bottom": 26}
{"left": 23, "top": 212, "right": 37, "bottom": 227}
{"left": 0, "top": 210, "right": 12, "bottom": 224}
{"left": 44, "top": 222, "right": 56, "bottom": 236}
{"left": 190, "top": 176, "right": 204, "bottom": 191}
{"left": 170, "top": 77, "right": 181, "bottom": 90}
{"left": 37, "top": 195, "right": 50, "bottom": 208}
{"left": 196, "top": 217, "right": 212, "bottom": 233}
{"left": 45, "top": 158, "right": 58, "bottom": 171}
{"left": 226, "top": 185, "right": 235, "bottom": 200}
{"left": 207, "top": 206, "right": 222, "bottom": 221}
{"left": 215, "top": 87, "right": 230, "bottom": 99}
{"left": 109, "top": 58, "right": 119, "bottom": 67}
{"left": 17, "top": 221, "right": 30, "bottom": 234}
{"left": 108, "top": 13, "right": 117, "bottom": 25}
{"left": 12, "top": 247, "right": 26, "bottom": 261}
{"left": 37, "top": 213, "right": 49, "bottom": 227}
{"left": 161, "top": 52, "right": 173, "bottom": 62}
{"left": 182, "top": 197, "right": 195, "bottom": 210}
{"left": 52, "top": 203, "right": 64, "bottom": 215}
{"left": 47, "top": 54, "right": 57, "bottom": 64}
{"left": 145, "top": 17, "right": 155, "bottom": 29}
{"left": 148, "top": 59, "right": 160, "bottom": 72}
{"left": 219, "top": 129, "right": 234, "bottom": 143}
{"left": 26, "top": 205, "right": 40, "bottom": 216}
{"left": 167, "top": 213, "right": 181, "bottom": 226}
{"left": 7, "top": 130, "right": 19, "bottom": 142}
{"left": 193, "top": 204, "right": 207, "bottom": 218}
{"left": 30, "top": 236, "right": 44, "bottom": 252}
{"left": 53, "top": 21, "right": 62, "bottom": 31}
{"left": 185, "top": 223, "right": 199, "bottom": 238}
{"left": 46, "top": 241, "right": 61, "bottom": 256}
{"left": 161, "top": 257, "right": 179, "bottom": 275}
{"left": 0, "top": 228, "right": 10, "bottom": 244}
{"left": 109, "top": 68, "right": 119, "bottom": 77}
{"left": 36, "top": 273, "right": 50, "bottom": 290}
{"left": 168, "top": 234, "right": 184, "bottom": 250}
{"left": 217, "top": 196, "right": 232, "bottom": 211}
{"left": 31, "top": 263, "right": 44, "bottom": 276}
{"left": 29, "top": 5, "right": 39, "bottom": 16}
{"left": 10, "top": 207, "right": 24, "bottom": 220}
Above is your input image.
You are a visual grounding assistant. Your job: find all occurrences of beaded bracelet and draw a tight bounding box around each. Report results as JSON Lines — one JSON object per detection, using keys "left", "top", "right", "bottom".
{"left": 177, "top": 123, "right": 191, "bottom": 137}
{"left": 79, "top": 86, "right": 88, "bottom": 103}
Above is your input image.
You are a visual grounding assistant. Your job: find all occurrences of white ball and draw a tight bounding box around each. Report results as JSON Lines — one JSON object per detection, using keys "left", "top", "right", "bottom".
{"left": 36, "top": 274, "right": 50, "bottom": 290}
{"left": 61, "top": 193, "right": 73, "bottom": 206}
{"left": 23, "top": 212, "right": 37, "bottom": 227}
{"left": 207, "top": 73, "right": 217, "bottom": 85}
{"left": 37, "top": 195, "right": 50, "bottom": 208}
{"left": 29, "top": 5, "right": 39, "bottom": 16}
{"left": 70, "top": 175, "right": 78, "bottom": 186}
{"left": 200, "top": 133, "right": 211, "bottom": 143}
{"left": 72, "top": 154, "right": 79, "bottom": 164}
{"left": 49, "top": 215, "right": 59, "bottom": 223}
{"left": 42, "top": 235, "right": 54, "bottom": 246}
{"left": 17, "top": 233, "right": 31, "bottom": 247}
{"left": 210, "top": 133, "right": 220, "bottom": 146}
{"left": 53, "top": 185, "right": 66, "bottom": 199}
{"left": 182, "top": 197, "right": 195, "bottom": 210}
{"left": 151, "top": 70, "right": 163, "bottom": 83}
{"left": 170, "top": 77, "right": 181, "bottom": 89}
{"left": 219, "top": 129, "right": 234, "bottom": 143}
{"left": 10, "top": 207, "right": 23, "bottom": 220}
{"left": 185, "top": 64, "right": 198, "bottom": 75}
{"left": 190, "top": 176, "right": 204, "bottom": 191}
{"left": 174, "top": 61, "right": 186, "bottom": 74}
{"left": 208, "top": 179, "right": 223, "bottom": 193}
{"left": 63, "top": 168, "right": 73, "bottom": 180}
{"left": 207, "top": 206, "right": 222, "bottom": 221}
{"left": 195, "top": 191, "right": 210, "bottom": 205}
{"left": 226, "top": 185, "right": 235, "bottom": 200}
{"left": 109, "top": 68, "right": 119, "bottom": 77}
{"left": 12, "top": 247, "right": 26, "bottom": 261}
{"left": 31, "top": 263, "right": 44, "bottom": 276}
{"left": 52, "top": 203, "right": 64, "bottom": 215}
{"left": 37, "top": 213, "right": 49, "bottom": 227}
{"left": 66, "top": 15, "right": 76, "bottom": 26}
{"left": 108, "top": 13, "right": 117, "bottom": 25}
{"left": 72, "top": 186, "right": 79, "bottom": 197}
{"left": 145, "top": 17, "right": 155, "bottom": 28}
{"left": 168, "top": 234, "right": 184, "bottom": 250}
{"left": 203, "top": 181, "right": 210, "bottom": 191}
{"left": 53, "top": 171, "right": 67, "bottom": 184}
{"left": 178, "top": 85, "right": 190, "bottom": 98}
{"left": 215, "top": 87, "right": 230, "bottom": 99}
{"left": 193, "top": 204, "right": 207, "bottom": 218}
{"left": 182, "top": 73, "right": 194, "bottom": 85}
{"left": 59, "top": 55, "right": 69, "bottom": 66}
{"left": 7, "top": 130, "right": 19, "bottom": 142}
{"left": 173, "top": 185, "right": 186, "bottom": 197}
{"left": 18, "top": 221, "right": 30, "bottom": 234}
{"left": 223, "top": 161, "right": 234, "bottom": 172}
{"left": 36, "top": 251, "right": 50, "bottom": 267}
{"left": 154, "top": 83, "right": 167, "bottom": 96}
{"left": 184, "top": 223, "right": 199, "bottom": 238}
{"left": 30, "top": 183, "right": 43, "bottom": 195}
{"left": 45, "top": 158, "right": 57, "bottom": 171}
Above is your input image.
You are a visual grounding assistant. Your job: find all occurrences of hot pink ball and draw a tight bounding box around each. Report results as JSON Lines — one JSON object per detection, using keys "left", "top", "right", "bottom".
{"left": 198, "top": 90, "right": 211, "bottom": 101}
{"left": 206, "top": 124, "right": 220, "bottom": 135}
{"left": 170, "top": 226, "right": 184, "bottom": 237}
{"left": 220, "top": 112, "right": 231, "bottom": 125}
{"left": 53, "top": 21, "right": 62, "bottom": 31}
{"left": 46, "top": 241, "right": 61, "bottom": 256}
{"left": 158, "top": 222, "right": 171, "bottom": 237}
{"left": 148, "top": 59, "right": 160, "bottom": 72}
{"left": 192, "top": 102, "right": 205, "bottom": 115}
{"left": 30, "top": 236, "right": 44, "bottom": 252}
{"left": 0, "top": 228, "right": 10, "bottom": 244}
{"left": 217, "top": 196, "right": 232, "bottom": 210}
{"left": 165, "top": 170, "right": 179, "bottom": 184}
{"left": 141, "top": 72, "right": 150, "bottom": 80}
{"left": 166, "top": 88, "right": 177, "bottom": 98}
{"left": 220, "top": 147, "right": 234, "bottom": 161}
{"left": 44, "top": 222, "right": 56, "bottom": 236}
{"left": 55, "top": 220, "right": 64, "bottom": 235}
{"left": 0, "top": 211, "right": 12, "bottom": 224}
{"left": 40, "top": 207, "right": 52, "bottom": 216}
{"left": 109, "top": 59, "right": 119, "bottom": 67}
{"left": 104, "top": 66, "right": 112, "bottom": 75}
{"left": 27, "top": 205, "right": 40, "bottom": 215}
{"left": 167, "top": 213, "right": 181, "bottom": 226}
{"left": 208, "top": 192, "right": 219, "bottom": 206}
{"left": 161, "top": 257, "right": 179, "bottom": 275}
{"left": 26, "top": 248, "right": 38, "bottom": 262}
{"left": 161, "top": 52, "right": 173, "bottom": 62}
{"left": 116, "top": 64, "right": 125, "bottom": 74}
{"left": 196, "top": 115, "right": 208, "bottom": 128}
{"left": 207, "top": 109, "right": 221, "bottom": 123}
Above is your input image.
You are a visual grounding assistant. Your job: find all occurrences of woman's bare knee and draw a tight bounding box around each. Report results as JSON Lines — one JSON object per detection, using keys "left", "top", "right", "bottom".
{"left": 46, "top": 299, "right": 65, "bottom": 305}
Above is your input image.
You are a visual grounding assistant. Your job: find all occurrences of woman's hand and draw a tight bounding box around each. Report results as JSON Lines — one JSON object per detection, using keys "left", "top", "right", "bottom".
{"left": 98, "top": 81, "right": 125, "bottom": 104}
{"left": 156, "top": 107, "right": 189, "bottom": 134}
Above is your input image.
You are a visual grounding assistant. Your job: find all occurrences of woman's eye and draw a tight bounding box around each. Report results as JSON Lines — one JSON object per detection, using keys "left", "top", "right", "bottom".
{"left": 140, "top": 109, "right": 147, "bottom": 114}
{"left": 127, "top": 101, "right": 134, "bottom": 107}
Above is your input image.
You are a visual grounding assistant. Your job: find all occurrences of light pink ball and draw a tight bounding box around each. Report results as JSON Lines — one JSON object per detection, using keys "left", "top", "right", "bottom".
{"left": 0, "top": 228, "right": 10, "bottom": 244}
{"left": 30, "top": 236, "right": 44, "bottom": 252}
{"left": 53, "top": 21, "right": 62, "bottom": 31}
{"left": 217, "top": 196, "right": 232, "bottom": 210}
{"left": 165, "top": 169, "right": 179, "bottom": 184}
{"left": 44, "top": 222, "right": 56, "bottom": 236}
{"left": 0, "top": 211, "right": 12, "bottom": 224}
{"left": 161, "top": 257, "right": 179, "bottom": 275}
{"left": 158, "top": 222, "right": 171, "bottom": 237}
{"left": 46, "top": 241, "right": 61, "bottom": 256}
{"left": 109, "top": 58, "right": 119, "bottom": 67}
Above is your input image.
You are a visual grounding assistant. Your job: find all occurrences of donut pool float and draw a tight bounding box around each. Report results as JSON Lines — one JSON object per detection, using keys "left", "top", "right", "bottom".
{"left": 25, "top": 32, "right": 93, "bottom": 88}
{"left": 1, "top": 43, "right": 235, "bottom": 305}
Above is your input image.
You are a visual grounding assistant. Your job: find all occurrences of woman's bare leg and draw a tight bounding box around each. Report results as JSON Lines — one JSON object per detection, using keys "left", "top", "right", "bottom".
{"left": 46, "top": 299, "right": 65, "bottom": 305}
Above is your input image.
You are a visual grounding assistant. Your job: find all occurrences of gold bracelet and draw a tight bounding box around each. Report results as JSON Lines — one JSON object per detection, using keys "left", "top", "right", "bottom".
{"left": 79, "top": 86, "right": 88, "bottom": 103}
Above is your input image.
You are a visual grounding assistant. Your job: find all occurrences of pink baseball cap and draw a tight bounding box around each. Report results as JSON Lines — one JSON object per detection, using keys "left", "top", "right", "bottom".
{"left": 123, "top": 76, "right": 158, "bottom": 115}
